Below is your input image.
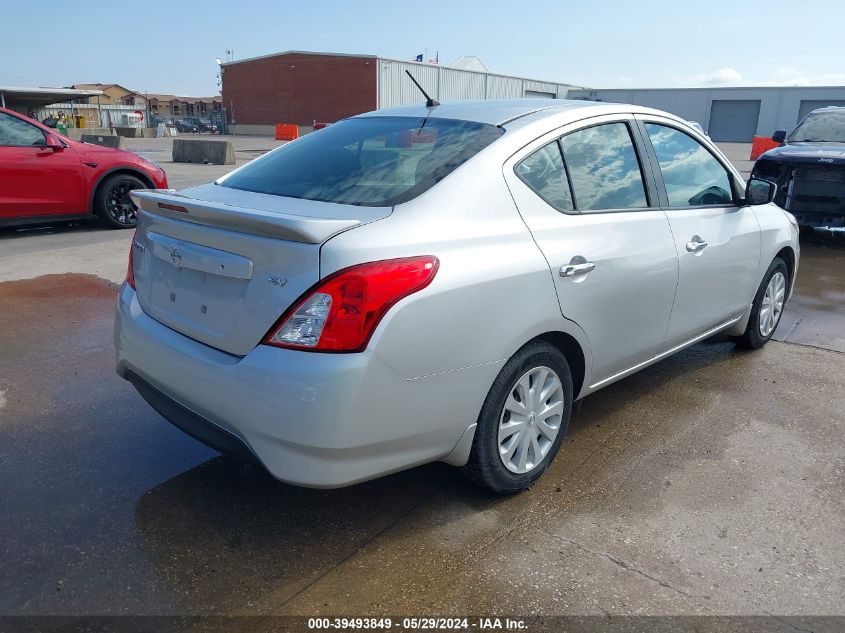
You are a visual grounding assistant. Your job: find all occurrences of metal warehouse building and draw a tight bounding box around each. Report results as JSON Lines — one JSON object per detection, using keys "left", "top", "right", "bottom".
{"left": 221, "top": 49, "right": 845, "bottom": 142}
{"left": 220, "top": 50, "right": 581, "bottom": 135}
{"left": 568, "top": 86, "right": 845, "bottom": 142}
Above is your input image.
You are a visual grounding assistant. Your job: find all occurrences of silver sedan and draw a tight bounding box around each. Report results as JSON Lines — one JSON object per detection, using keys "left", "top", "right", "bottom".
{"left": 115, "top": 99, "right": 799, "bottom": 494}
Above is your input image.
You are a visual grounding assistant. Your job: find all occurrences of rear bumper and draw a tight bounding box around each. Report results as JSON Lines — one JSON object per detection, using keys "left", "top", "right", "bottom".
{"left": 114, "top": 284, "right": 489, "bottom": 487}
{"left": 126, "top": 369, "right": 258, "bottom": 465}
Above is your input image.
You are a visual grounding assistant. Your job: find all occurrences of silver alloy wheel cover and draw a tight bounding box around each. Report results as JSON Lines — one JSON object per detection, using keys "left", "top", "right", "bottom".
{"left": 498, "top": 365, "right": 565, "bottom": 474}
{"left": 759, "top": 271, "right": 786, "bottom": 337}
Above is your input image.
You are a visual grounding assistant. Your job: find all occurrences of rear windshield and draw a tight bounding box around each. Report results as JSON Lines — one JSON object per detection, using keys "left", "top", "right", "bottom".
{"left": 218, "top": 116, "right": 504, "bottom": 206}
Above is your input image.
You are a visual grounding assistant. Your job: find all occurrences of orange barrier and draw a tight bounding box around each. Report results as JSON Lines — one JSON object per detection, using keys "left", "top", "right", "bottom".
{"left": 275, "top": 123, "right": 299, "bottom": 141}
{"left": 750, "top": 136, "right": 780, "bottom": 160}
{"left": 411, "top": 129, "right": 437, "bottom": 144}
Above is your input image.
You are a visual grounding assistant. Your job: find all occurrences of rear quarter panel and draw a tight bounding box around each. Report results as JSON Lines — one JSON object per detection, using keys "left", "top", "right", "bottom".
{"left": 319, "top": 144, "right": 594, "bottom": 384}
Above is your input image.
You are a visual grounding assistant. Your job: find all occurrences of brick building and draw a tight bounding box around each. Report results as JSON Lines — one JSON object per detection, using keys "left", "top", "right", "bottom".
{"left": 71, "top": 83, "right": 144, "bottom": 107}
{"left": 221, "top": 51, "right": 378, "bottom": 134}
{"left": 220, "top": 50, "right": 580, "bottom": 135}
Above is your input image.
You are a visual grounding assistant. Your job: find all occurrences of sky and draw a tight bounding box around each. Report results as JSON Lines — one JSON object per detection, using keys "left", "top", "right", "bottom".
{"left": 2, "top": 0, "right": 844, "bottom": 96}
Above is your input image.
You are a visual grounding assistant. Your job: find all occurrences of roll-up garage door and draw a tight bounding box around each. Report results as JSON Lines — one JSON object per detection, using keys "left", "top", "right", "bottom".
{"left": 797, "top": 100, "right": 845, "bottom": 122}
{"left": 708, "top": 100, "right": 761, "bottom": 142}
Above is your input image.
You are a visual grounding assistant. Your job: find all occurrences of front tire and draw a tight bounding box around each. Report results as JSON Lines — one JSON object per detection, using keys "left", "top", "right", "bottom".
{"left": 463, "top": 341, "right": 573, "bottom": 494}
{"left": 730, "top": 257, "right": 789, "bottom": 350}
{"left": 96, "top": 174, "right": 145, "bottom": 229}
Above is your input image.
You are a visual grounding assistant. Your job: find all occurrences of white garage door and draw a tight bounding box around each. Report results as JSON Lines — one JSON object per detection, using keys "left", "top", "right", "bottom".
{"left": 708, "top": 100, "right": 761, "bottom": 142}
{"left": 798, "top": 100, "right": 845, "bottom": 122}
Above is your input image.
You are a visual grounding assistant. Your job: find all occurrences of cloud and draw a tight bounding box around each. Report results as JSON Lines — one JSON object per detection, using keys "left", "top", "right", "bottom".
{"left": 682, "top": 68, "right": 743, "bottom": 87}
{"left": 767, "top": 67, "right": 845, "bottom": 86}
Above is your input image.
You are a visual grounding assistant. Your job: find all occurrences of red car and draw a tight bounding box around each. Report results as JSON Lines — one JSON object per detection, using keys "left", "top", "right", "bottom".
{"left": 0, "top": 107, "right": 168, "bottom": 229}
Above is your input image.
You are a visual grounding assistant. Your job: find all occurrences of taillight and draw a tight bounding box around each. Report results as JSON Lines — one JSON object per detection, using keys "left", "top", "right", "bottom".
{"left": 264, "top": 256, "right": 439, "bottom": 352}
{"left": 126, "top": 230, "right": 137, "bottom": 289}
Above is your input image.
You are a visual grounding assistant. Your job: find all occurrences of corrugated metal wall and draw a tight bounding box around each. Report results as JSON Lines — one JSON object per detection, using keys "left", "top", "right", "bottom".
{"left": 440, "top": 67, "right": 486, "bottom": 101}
{"left": 378, "top": 59, "right": 577, "bottom": 108}
{"left": 486, "top": 76, "right": 523, "bottom": 100}
{"left": 567, "top": 86, "right": 845, "bottom": 138}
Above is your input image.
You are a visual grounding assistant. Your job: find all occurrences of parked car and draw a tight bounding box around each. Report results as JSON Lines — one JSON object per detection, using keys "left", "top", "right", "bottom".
{"left": 0, "top": 107, "right": 168, "bottom": 229}
{"left": 150, "top": 115, "right": 174, "bottom": 127}
{"left": 174, "top": 118, "right": 198, "bottom": 133}
{"left": 116, "top": 100, "right": 799, "bottom": 493}
{"left": 752, "top": 106, "right": 845, "bottom": 228}
{"left": 192, "top": 117, "right": 219, "bottom": 134}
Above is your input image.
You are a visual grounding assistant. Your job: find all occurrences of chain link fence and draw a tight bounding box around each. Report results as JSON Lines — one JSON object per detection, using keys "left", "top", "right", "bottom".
{"left": 31, "top": 103, "right": 227, "bottom": 135}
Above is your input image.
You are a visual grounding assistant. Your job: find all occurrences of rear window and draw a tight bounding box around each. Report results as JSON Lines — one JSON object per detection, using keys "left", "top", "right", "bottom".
{"left": 219, "top": 116, "right": 504, "bottom": 206}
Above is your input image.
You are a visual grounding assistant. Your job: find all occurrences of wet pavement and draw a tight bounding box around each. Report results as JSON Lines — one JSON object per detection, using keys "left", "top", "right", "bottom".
{"left": 0, "top": 235, "right": 843, "bottom": 622}
{"left": 773, "top": 231, "right": 845, "bottom": 352}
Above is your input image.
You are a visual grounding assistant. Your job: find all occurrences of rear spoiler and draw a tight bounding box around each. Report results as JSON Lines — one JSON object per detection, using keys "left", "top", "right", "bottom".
{"left": 130, "top": 190, "right": 363, "bottom": 244}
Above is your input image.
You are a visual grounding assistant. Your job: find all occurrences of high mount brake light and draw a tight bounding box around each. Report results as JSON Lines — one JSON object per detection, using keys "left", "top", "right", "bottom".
{"left": 263, "top": 256, "right": 439, "bottom": 352}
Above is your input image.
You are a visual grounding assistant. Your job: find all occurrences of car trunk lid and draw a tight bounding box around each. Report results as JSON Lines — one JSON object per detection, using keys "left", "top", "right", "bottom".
{"left": 129, "top": 185, "right": 391, "bottom": 356}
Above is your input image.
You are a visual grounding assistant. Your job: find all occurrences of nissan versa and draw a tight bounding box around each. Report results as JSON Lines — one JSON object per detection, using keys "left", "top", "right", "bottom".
{"left": 115, "top": 100, "right": 800, "bottom": 494}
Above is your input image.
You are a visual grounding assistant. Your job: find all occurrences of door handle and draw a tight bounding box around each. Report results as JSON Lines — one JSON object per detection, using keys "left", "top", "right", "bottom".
{"left": 560, "top": 261, "right": 596, "bottom": 277}
{"left": 685, "top": 236, "right": 708, "bottom": 253}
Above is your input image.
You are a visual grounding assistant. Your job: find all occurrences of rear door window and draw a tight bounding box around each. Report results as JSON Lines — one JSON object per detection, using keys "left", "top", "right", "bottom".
{"left": 559, "top": 122, "right": 649, "bottom": 211}
{"left": 219, "top": 116, "right": 504, "bottom": 206}
{"left": 515, "top": 141, "right": 574, "bottom": 212}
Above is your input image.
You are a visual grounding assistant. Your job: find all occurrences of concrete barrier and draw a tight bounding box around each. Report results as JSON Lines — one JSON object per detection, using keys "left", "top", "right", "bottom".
{"left": 172, "top": 138, "right": 235, "bottom": 165}
{"left": 80, "top": 134, "right": 124, "bottom": 149}
{"left": 113, "top": 127, "right": 157, "bottom": 138}
{"left": 228, "top": 124, "right": 277, "bottom": 136}
{"left": 65, "top": 127, "right": 112, "bottom": 140}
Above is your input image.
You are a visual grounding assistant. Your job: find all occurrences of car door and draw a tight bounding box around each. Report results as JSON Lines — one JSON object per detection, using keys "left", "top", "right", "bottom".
{"left": 635, "top": 116, "right": 761, "bottom": 348}
{"left": 504, "top": 115, "right": 679, "bottom": 385}
{"left": 0, "top": 111, "right": 86, "bottom": 219}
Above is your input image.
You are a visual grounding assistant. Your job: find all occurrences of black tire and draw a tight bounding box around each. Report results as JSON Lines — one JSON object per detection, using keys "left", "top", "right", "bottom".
{"left": 730, "top": 257, "right": 789, "bottom": 350}
{"left": 463, "top": 341, "right": 573, "bottom": 494}
{"left": 95, "top": 173, "right": 146, "bottom": 229}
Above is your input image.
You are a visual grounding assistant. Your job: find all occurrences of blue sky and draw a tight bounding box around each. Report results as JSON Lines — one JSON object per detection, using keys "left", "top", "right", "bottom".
{"left": 2, "top": 0, "right": 844, "bottom": 96}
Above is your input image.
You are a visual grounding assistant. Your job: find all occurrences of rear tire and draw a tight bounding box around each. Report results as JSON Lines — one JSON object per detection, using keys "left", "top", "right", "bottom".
{"left": 730, "top": 257, "right": 789, "bottom": 350}
{"left": 463, "top": 341, "right": 573, "bottom": 494}
{"left": 96, "top": 174, "right": 145, "bottom": 229}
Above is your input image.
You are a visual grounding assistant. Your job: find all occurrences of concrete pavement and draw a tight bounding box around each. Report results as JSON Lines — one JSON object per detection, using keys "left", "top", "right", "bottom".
{"left": 0, "top": 267, "right": 842, "bottom": 619}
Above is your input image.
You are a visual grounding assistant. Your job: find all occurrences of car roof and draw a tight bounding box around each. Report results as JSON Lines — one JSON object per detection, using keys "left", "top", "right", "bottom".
{"left": 810, "top": 106, "right": 845, "bottom": 114}
{"left": 356, "top": 99, "right": 608, "bottom": 126}
{"left": 356, "top": 98, "right": 687, "bottom": 128}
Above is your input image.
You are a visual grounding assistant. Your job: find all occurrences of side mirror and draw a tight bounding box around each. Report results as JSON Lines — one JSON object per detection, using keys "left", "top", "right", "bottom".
{"left": 745, "top": 178, "right": 777, "bottom": 205}
{"left": 771, "top": 130, "right": 787, "bottom": 143}
{"left": 44, "top": 134, "right": 65, "bottom": 151}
